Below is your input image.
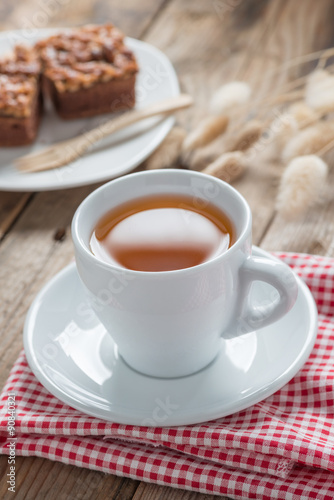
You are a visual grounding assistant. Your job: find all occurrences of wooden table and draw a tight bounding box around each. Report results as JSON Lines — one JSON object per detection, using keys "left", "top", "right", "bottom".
{"left": 1, "top": 0, "right": 334, "bottom": 498}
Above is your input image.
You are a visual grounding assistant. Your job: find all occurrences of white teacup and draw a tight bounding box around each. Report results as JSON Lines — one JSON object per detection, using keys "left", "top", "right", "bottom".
{"left": 72, "top": 169, "right": 298, "bottom": 378}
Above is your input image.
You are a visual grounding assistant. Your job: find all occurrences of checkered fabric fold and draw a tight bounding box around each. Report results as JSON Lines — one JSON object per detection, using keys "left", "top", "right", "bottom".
{"left": 1, "top": 252, "right": 334, "bottom": 499}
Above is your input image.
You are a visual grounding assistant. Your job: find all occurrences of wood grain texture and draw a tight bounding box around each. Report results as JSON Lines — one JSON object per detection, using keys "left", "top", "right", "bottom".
{"left": 0, "top": 192, "right": 32, "bottom": 240}
{"left": 133, "top": 482, "right": 218, "bottom": 500}
{"left": 0, "top": 456, "right": 139, "bottom": 500}
{"left": 1, "top": 1, "right": 334, "bottom": 499}
{"left": 260, "top": 165, "right": 334, "bottom": 256}
{"left": 94, "top": 0, "right": 170, "bottom": 38}
{"left": 0, "top": 0, "right": 99, "bottom": 30}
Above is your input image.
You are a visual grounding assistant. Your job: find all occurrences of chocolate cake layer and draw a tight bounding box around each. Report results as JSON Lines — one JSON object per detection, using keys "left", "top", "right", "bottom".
{"left": 43, "top": 74, "right": 135, "bottom": 119}
{"left": 0, "top": 90, "right": 43, "bottom": 146}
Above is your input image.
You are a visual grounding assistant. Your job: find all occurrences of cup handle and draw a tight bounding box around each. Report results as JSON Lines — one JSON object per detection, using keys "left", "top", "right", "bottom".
{"left": 226, "top": 255, "right": 298, "bottom": 338}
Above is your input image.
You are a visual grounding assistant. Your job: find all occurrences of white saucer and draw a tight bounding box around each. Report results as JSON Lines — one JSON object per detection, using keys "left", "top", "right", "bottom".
{"left": 23, "top": 247, "right": 317, "bottom": 427}
{"left": 0, "top": 29, "right": 179, "bottom": 191}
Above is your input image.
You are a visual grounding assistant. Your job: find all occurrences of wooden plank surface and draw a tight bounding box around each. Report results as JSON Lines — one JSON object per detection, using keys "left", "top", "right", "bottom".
{"left": 1, "top": 0, "right": 334, "bottom": 499}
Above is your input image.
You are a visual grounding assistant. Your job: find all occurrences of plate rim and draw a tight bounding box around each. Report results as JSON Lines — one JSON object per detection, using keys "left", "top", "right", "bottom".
{"left": 0, "top": 29, "right": 179, "bottom": 191}
{"left": 23, "top": 246, "right": 318, "bottom": 426}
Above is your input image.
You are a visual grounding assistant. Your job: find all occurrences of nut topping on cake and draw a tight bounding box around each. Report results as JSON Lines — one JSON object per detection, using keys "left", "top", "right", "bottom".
{"left": 36, "top": 24, "right": 138, "bottom": 93}
{"left": 0, "top": 45, "right": 40, "bottom": 118}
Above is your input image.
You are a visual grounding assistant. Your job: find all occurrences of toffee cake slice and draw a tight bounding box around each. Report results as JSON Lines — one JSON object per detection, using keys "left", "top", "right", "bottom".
{"left": 36, "top": 24, "right": 138, "bottom": 120}
{"left": 0, "top": 45, "right": 42, "bottom": 146}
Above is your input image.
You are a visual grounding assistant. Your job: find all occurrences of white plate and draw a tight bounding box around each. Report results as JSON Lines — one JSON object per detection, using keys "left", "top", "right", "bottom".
{"left": 23, "top": 247, "right": 318, "bottom": 427}
{"left": 0, "top": 29, "right": 179, "bottom": 191}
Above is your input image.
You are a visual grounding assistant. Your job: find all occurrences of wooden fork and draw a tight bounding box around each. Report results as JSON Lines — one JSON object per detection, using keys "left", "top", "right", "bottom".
{"left": 16, "top": 94, "right": 193, "bottom": 173}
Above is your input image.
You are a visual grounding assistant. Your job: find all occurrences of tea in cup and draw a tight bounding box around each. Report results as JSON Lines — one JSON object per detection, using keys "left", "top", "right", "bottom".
{"left": 72, "top": 169, "right": 298, "bottom": 378}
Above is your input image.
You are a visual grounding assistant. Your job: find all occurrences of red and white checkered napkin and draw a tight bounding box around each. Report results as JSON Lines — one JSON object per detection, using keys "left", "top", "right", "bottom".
{"left": 1, "top": 252, "right": 334, "bottom": 499}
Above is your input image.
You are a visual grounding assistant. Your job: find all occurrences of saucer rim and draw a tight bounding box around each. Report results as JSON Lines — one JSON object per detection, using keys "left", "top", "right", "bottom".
{"left": 23, "top": 246, "right": 318, "bottom": 426}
